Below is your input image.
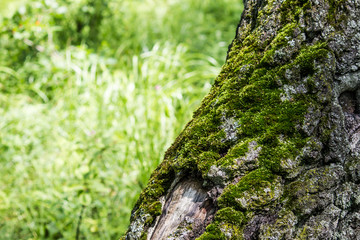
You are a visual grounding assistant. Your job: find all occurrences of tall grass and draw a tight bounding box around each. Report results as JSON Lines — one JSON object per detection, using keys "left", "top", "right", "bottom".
{"left": 0, "top": 0, "right": 243, "bottom": 238}
{"left": 0, "top": 0, "right": 28, "bottom": 17}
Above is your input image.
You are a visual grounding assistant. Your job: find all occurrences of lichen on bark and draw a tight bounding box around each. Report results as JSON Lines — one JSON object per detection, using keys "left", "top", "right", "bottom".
{"left": 123, "top": 0, "right": 360, "bottom": 239}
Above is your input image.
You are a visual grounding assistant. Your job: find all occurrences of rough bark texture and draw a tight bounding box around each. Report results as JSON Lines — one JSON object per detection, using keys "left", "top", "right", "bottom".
{"left": 123, "top": 0, "right": 360, "bottom": 239}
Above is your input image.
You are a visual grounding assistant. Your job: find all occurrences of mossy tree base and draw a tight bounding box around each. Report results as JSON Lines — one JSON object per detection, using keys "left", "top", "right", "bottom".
{"left": 123, "top": 0, "right": 360, "bottom": 239}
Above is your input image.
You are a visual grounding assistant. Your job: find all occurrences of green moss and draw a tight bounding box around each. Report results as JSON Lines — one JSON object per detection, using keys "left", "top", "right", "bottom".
{"left": 259, "top": 210, "right": 297, "bottom": 238}
{"left": 217, "top": 141, "right": 249, "bottom": 168}
{"left": 197, "top": 151, "right": 221, "bottom": 176}
{"left": 193, "top": 38, "right": 330, "bottom": 240}
{"left": 280, "top": 0, "right": 310, "bottom": 24}
{"left": 197, "top": 224, "right": 227, "bottom": 240}
{"left": 281, "top": 165, "right": 342, "bottom": 218}
{"left": 140, "top": 233, "right": 148, "bottom": 240}
{"left": 327, "top": 0, "right": 347, "bottom": 27}
{"left": 260, "top": 22, "right": 297, "bottom": 67}
{"left": 260, "top": 141, "right": 300, "bottom": 173}
{"left": 215, "top": 207, "right": 245, "bottom": 225}
{"left": 127, "top": 0, "right": 336, "bottom": 237}
{"left": 218, "top": 168, "right": 277, "bottom": 209}
{"left": 147, "top": 201, "right": 162, "bottom": 216}
{"left": 296, "top": 44, "right": 329, "bottom": 77}
{"left": 198, "top": 223, "right": 244, "bottom": 240}
{"left": 196, "top": 16, "right": 333, "bottom": 236}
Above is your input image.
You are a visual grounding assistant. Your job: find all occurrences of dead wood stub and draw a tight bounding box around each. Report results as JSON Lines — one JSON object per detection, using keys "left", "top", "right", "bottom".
{"left": 148, "top": 179, "right": 215, "bottom": 240}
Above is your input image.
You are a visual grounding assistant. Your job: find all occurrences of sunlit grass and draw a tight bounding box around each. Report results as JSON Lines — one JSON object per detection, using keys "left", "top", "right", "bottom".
{"left": 0, "top": 0, "right": 243, "bottom": 238}
{"left": 0, "top": 0, "right": 28, "bottom": 17}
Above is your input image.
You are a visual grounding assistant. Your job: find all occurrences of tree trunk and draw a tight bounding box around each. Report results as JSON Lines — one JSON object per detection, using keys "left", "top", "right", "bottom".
{"left": 123, "top": 0, "right": 360, "bottom": 239}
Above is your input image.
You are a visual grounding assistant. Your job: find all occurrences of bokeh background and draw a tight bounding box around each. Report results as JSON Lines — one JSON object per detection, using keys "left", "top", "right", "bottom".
{"left": 0, "top": 0, "right": 243, "bottom": 239}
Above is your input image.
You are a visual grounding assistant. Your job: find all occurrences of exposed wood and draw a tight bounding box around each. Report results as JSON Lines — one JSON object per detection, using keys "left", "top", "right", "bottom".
{"left": 148, "top": 179, "right": 215, "bottom": 239}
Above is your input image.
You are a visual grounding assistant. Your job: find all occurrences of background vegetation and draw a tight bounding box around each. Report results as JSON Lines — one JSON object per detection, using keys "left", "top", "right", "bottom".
{"left": 0, "top": 0, "right": 243, "bottom": 239}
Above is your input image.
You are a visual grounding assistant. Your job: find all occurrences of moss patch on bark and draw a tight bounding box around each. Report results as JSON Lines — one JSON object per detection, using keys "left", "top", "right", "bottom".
{"left": 123, "top": 0, "right": 347, "bottom": 238}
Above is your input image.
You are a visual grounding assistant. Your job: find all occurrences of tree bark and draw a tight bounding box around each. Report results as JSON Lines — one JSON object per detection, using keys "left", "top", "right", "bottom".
{"left": 123, "top": 0, "right": 360, "bottom": 239}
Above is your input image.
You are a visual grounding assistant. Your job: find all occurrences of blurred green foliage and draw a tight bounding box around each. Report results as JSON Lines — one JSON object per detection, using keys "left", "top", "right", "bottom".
{"left": 0, "top": 0, "right": 243, "bottom": 239}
